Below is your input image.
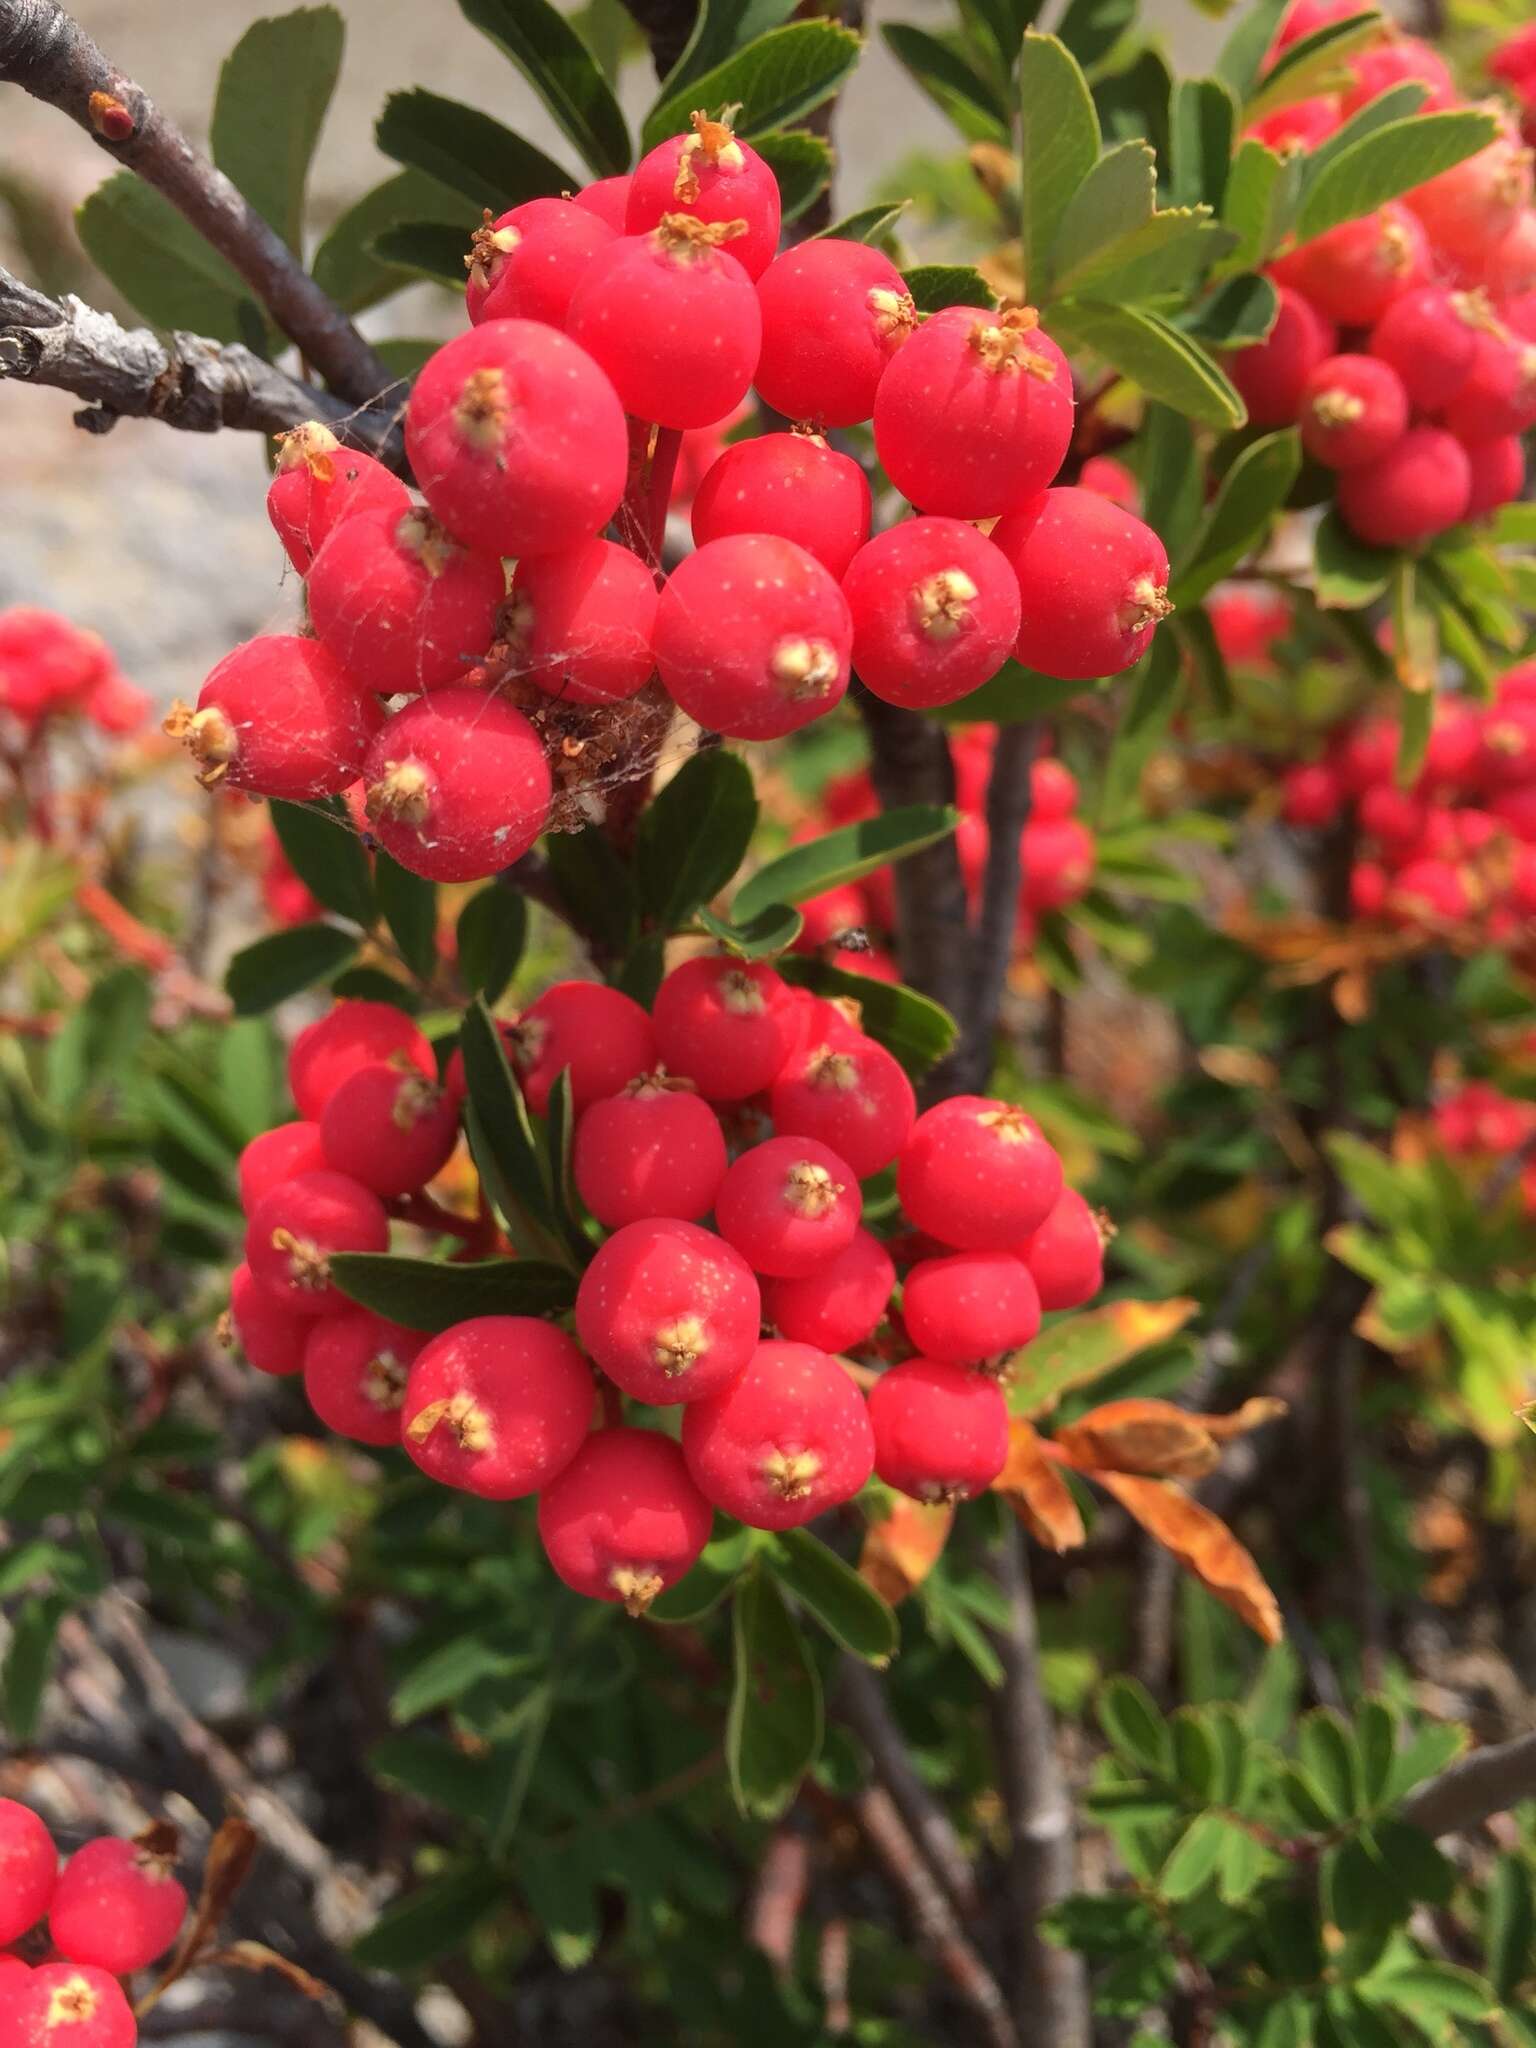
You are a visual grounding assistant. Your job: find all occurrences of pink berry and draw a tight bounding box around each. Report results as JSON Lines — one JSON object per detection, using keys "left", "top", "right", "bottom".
{"left": 651, "top": 956, "right": 797, "bottom": 1101}
{"left": 873, "top": 304, "right": 1074, "bottom": 518}
{"left": 227, "top": 1261, "right": 310, "bottom": 1376}
{"left": 653, "top": 534, "right": 852, "bottom": 738}
{"left": 692, "top": 431, "right": 871, "bottom": 579}
{"left": 902, "top": 1251, "right": 1042, "bottom": 1364}
{"left": 1463, "top": 432, "right": 1527, "bottom": 517}
{"left": 626, "top": 112, "right": 781, "bottom": 280}
{"left": 1226, "top": 286, "right": 1335, "bottom": 428}
{"left": 319, "top": 1060, "right": 460, "bottom": 1196}
{"left": 539, "top": 1428, "right": 714, "bottom": 1611}
{"left": 1030, "top": 758, "right": 1079, "bottom": 822}
{"left": 363, "top": 688, "right": 551, "bottom": 883}
{"left": 1020, "top": 817, "right": 1096, "bottom": 912}
{"left": 868, "top": 1358, "right": 1009, "bottom": 1503}
{"left": 10, "top": 1964, "right": 136, "bottom": 2048}
{"left": 1078, "top": 455, "right": 1138, "bottom": 510}
{"left": 288, "top": 1002, "right": 435, "bottom": 1122}
{"left": 573, "top": 1072, "right": 727, "bottom": 1228}
{"left": 405, "top": 320, "right": 627, "bottom": 558}
{"left": 992, "top": 488, "right": 1171, "bottom": 682}
{"left": 1270, "top": 203, "right": 1427, "bottom": 325}
{"left": 1404, "top": 119, "right": 1535, "bottom": 269}
{"left": 760, "top": 1227, "right": 895, "bottom": 1353}
{"left": 465, "top": 197, "right": 616, "bottom": 329}
{"left": 303, "top": 1308, "right": 424, "bottom": 1446}
{"left": 1360, "top": 781, "right": 1428, "bottom": 849}
{"left": 897, "top": 1096, "right": 1063, "bottom": 1251}
{"left": 1282, "top": 761, "right": 1342, "bottom": 828}
{"left": 1442, "top": 330, "right": 1536, "bottom": 442}
{"left": 1484, "top": 208, "right": 1536, "bottom": 296}
{"left": 1388, "top": 857, "right": 1472, "bottom": 924}
{"left": 507, "top": 538, "right": 658, "bottom": 707}
{"left": 753, "top": 238, "right": 917, "bottom": 426}
{"left": 715, "top": 1134, "right": 861, "bottom": 1278}
{"left": 511, "top": 980, "right": 657, "bottom": 1116}
{"left": 237, "top": 1120, "right": 325, "bottom": 1213}
{"left": 1340, "top": 36, "right": 1456, "bottom": 117}
{"left": 575, "top": 1217, "right": 761, "bottom": 1404}
{"left": 244, "top": 1169, "right": 390, "bottom": 1317}
{"left": 1299, "top": 353, "right": 1407, "bottom": 469}
{"left": 306, "top": 504, "right": 504, "bottom": 698}
{"left": 51, "top": 1835, "right": 186, "bottom": 1975}
{"left": 681, "top": 1338, "right": 874, "bottom": 1528}
{"left": 1336, "top": 425, "right": 1471, "bottom": 547}
{"left": 843, "top": 516, "right": 1022, "bottom": 710}
{"left": 174, "top": 636, "right": 382, "bottom": 800}
{"left": 0, "top": 1801, "right": 56, "bottom": 1945}
{"left": 795, "top": 882, "right": 871, "bottom": 951}
{"left": 267, "top": 421, "right": 409, "bottom": 574}
{"left": 401, "top": 1316, "right": 593, "bottom": 1498}
{"left": 1246, "top": 95, "right": 1341, "bottom": 151}
{"left": 1019, "top": 1188, "right": 1107, "bottom": 1310}
{"left": 767, "top": 1030, "right": 915, "bottom": 1180}
{"left": 1351, "top": 860, "right": 1390, "bottom": 917}
{"left": 567, "top": 218, "right": 762, "bottom": 430}
{"left": 1367, "top": 286, "right": 1480, "bottom": 412}
{"left": 573, "top": 174, "right": 631, "bottom": 231}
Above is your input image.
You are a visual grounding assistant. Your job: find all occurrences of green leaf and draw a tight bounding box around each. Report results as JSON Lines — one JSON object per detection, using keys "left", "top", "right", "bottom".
{"left": 225, "top": 923, "right": 359, "bottom": 1014}
{"left": 1297, "top": 1708, "right": 1362, "bottom": 1821}
{"left": 1056, "top": 0, "right": 1135, "bottom": 72}
{"left": 1, "top": 1594, "right": 67, "bottom": 1741}
{"left": 370, "top": 1732, "right": 501, "bottom": 1822}
{"left": 456, "top": 887, "right": 526, "bottom": 1005}
{"left": 375, "top": 88, "right": 576, "bottom": 212}
{"left": 458, "top": 997, "right": 557, "bottom": 1234}
{"left": 1362, "top": 1962, "right": 1498, "bottom": 2023}
{"left": 636, "top": 747, "right": 758, "bottom": 931}
{"left": 931, "top": 660, "right": 1092, "bottom": 724}
{"left": 1170, "top": 77, "right": 1237, "bottom": 210}
{"left": 1355, "top": 1696, "right": 1400, "bottom": 1808}
{"left": 1485, "top": 1855, "right": 1536, "bottom": 2001}
{"left": 1049, "top": 141, "right": 1157, "bottom": 297}
{"left": 815, "top": 199, "right": 910, "bottom": 245}
{"left": 1221, "top": 139, "right": 1301, "bottom": 270}
{"left": 903, "top": 264, "right": 995, "bottom": 313}
{"left": 1295, "top": 110, "right": 1499, "bottom": 243}
{"left": 374, "top": 852, "right": 437, "bottom": 982}
{"left": 517, "top": 1845, "right": 600, "bottom": 1970}
{"left": 645, "top": 20, "right": 862, "bottom": 154}
{"left": 311, "top": 169, "right": 472, "bottom": 314}
{"left": 1182, "top": 271, "right": 1278, "bottom": 349}
{"left": 1314, "top": 507, "right": 1394, "bottom": 610}
{"left": 210, "top": 6, "right": 344, "bottom": 253}
{"left": 660, "top": 0, "right": 801, "bottom": 101}
{"left": 1170, "top": 1708, "right": 1218, "bottom": 1799}
{"left": 1160, "top": 1812, "right": 1227, "bottom": 1900}
{"left": 370, "top": 221, "right": 466, "bottom": 287}
{"left": 269, "top": 796, "right": 374, "bottom": 927}
{"left": 544, "top": 825, "right": 639, "bottom": 963}
{"left": 1296, "top": 80, "right": 1428, "bottom": 200}
{"left": 1019, "top": 33, "right": 1100, "bottom": 298}
{"left": 1098, "top": 1676, "right": 1172, "bottom": 1776}
{"left": 1215, "top": 0, "right": 1288, "bottom": 99}
{"left": 752, "top": 130, "right": 833, "bottom": 221}
{"left": 696, "top": 902, "right": 805, "bottom": 960}
{"left": 1172, "top": 428, "right": 1301, "bottom": 604}
{"left": 330, "top": 966, "right": 421, "bottom": 1011}
{"left": 1101, "top": 635, "right": 1184, "bottom": 823}
{"left": 775, "top": 957, "right": 958, "bottom": 1077}
{"left": 1052, "top": 301, "right": 1245, "bottom": 428}
{"left": 1093, "top": 46, "right": 1172, "bottom": 167}
{"left": 458, "top": 0, "right": 630, "bottom": 176}
{"left": 1059, "top": 211, "right": 1235, "bottom": 308}
{"left": 351, "top": 1867, "right": 504, "bottom": 1970}
{"left": 542, "top": 1068, "right": 589, "bottom": 1262}
{"left": 727, "top": 1566, "right": 823, "bottom": 1819}
{"left": 769, "top": 1529, "right": 898, "bottom": 1665}
{"left": 330, "top": 1253, "right": 575, "bottom": 1331}
{"left": 881, "top": 23, "right": 1011, "bottom": 143}
{"left": 1367, "top": 1818, "right": 1456, "bottom": 1909}
{"left": 1245, "top": 12, "right": 1385, "bottom": 123}
{"left": 1137, "top": 404, "right": 1203, "bottom": 564}
{"left": 76, "top": 174, "right": 262, "bottom": 344}
{"left": 733, "top": 805, "right": 958, "bottom": 924}
{"left": 650, "top": 1523, "right": 755, "bottom": 1624}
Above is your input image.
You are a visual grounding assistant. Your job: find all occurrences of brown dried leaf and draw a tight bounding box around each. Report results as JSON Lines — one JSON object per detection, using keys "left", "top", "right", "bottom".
{"left": 1097, "top": 1472, "right": 1283, "bottom": 1644}
{"left": 212, "top": 1940, "right": 335, "bottom": 2004}
{"left": 992, "top": 1421, "right": 1085, "bottom": 1551}
{"left": 1193, "top": 1396, "right": 1286, "bottom": 1440}
{"left": 1053, "top": 1400, "right": 1221, "bottom": 1480}
{"left": 859, "top": 1497, "right": 954, "bottom": 1605}
{"left": 138, "top": 1816, "right": 259, "bottom": 2014}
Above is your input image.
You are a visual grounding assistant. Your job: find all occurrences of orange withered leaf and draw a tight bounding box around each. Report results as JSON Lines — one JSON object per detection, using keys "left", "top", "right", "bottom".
{"left": 992, "top": 1420, "right": 1086, "bottom": 1551}
{"left": 1053, "top": 1400, "right": 1221, "bottom": 1480}
{"left": 859, "top": 1497, "right": 955, "bottom": 1605}
{"left": 1097, "top": 1472, "right": 1283, "bottom": 1644}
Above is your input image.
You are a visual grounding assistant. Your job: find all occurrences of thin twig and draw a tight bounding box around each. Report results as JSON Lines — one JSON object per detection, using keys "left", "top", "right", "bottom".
{"left": 837, "top": 1657, "right": 979, "bottom": 1917}
{"left": 953, "top": 721, "right": 1036, "bottom": 1094}
{"left": 1400, "top": 1730, "right": 1536, "bottom": 1837}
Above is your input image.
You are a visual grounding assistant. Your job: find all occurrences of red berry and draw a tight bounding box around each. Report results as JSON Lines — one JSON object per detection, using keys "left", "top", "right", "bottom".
{"left": 652, "top": 956, "right": 797, "bottom": 1101}
{"left": 1350, "top": 859, "right": 1389, "bottom": 917}
{"left": 1387, "top": 856, "right": 1472, "bottom": 924}
{"left": 1484, "top": 208, "right": 1536, "bottom": 296}
{"left": 1271, "top": 0, "right": 1374, "bottom": 51}
{"left": 576, "top": 1217, "right": 760, "bottom": 1404}
{"left": 760, "top": 1227, "right": 894, "bottom": 1353}
{"left": 10, "top": 1964, "right": 136, "bottom": 2048}
{"left": 1404, "top": 119, "right": 1534, "bottom": 269}
{"left": 267, "top": 421, "right": 409, "bottom": 574}
{"left": 1299, "top": 353, "right": 1407, "bottom": 469}
{"left": 1442, "top": 330, "right": 1536, "bottom": 442}
{"left": 753, "top": 238, "right": 917, "bottom": 426}
{"left": 0, "top": 1801, "right": 56, "bottom": 1945}
{"left": 992, "top": 488, "right": 1171, "bottom": 682}
{"left": 1358, "top": 782, "right": 1425, "bottom": 850}
{"left": 1246, "top": 95, "right": 1341, "bottom": 151}
{"left": 237, "top": 1120, "right": 325, "bottom": 1213}
{"left": 51, "top": 1835, "right": 186, "bottom": 1974}
{"left": 626, "top": 112, "right": 781, "bottom": 280}
{"left": 843, "top": 516, "right": 1022, "bottom": 710}
{"left": 768, "top": 1030, "right": 915, "bottom": 1179}
{"left": 567, "top": 218, "right": 761, "bottom": 430}
{"left": 405, "top": 320, "right": 627, "bottom": 558}
{"left": 868, "top": 1358, "right": 1009, "bottom": 1502}
{"left": 244, "top": 1170, "right": 389, "bottom": 1317}
{"left": 1077, "top": 455, "right": 1138, "bottom": 510}
{"left": 1335, "top": 714, "right": 1398, "bottom": 794}
{"left": 1283, "top": 761, "right": 1343, "bottom": 828}
{"left": 902, "top": 1251, "right": 1042, "bottom": 1364}
{"left": 1270, "top": 203, "right": 1427, "bottom": 325}
{"left": 288, "top": 1002, "right": 435, "bottom": 1122}
{"left": 1020, "top": 816, "right": 1096, "bottom": 912}
{"left": 538, "top": 1428, "right": 713, "bottom": 1611}
{"left": 897, "top": 1096, "right": 1063, "bottom": 1251}
{"left": 174, "top": 636, "right": 382, "bottom": 799}
{"left": 1030, "top": 757, "right": 1079, "bottom": 822}
{"left": 1336, "top": 425, "right": 1471, "bottom": 547}
{"left": 1340, "top": 36, "right": 1455, "bottom": 116}
{"left": 653, "top": 534, "right": 852, "bottom": 738}
{"left": 1226, "top": 286, "right": 1335, "bottom": 428}
{"left": 1367, "top": 286, "right": 1480, "bottom": 411}
{"left": 507, "top": 538, "right": 658, "bottom": 707}
{"left": 303, "top": 1308, "right": 424, "bottom": 1446}
{"left": 573, "top": 1072, "right": 727, "bottom": 1228}
{"left": 363, "top": 688, "right": 551, "bottom": 883}
{"left": 82, "top": 668, "right": 152, "bottom": 736}
{"left": 319, "top": 1060, "right": 460, "bottom": 1196}
{"left": 1463, "top": 432, "right": 1527, "bottom": 517}
{"left": 401, "top": 1316, "right": 593, "bottom": 1498}
{"left": 226, "top": 1261, "right": 310, "bottom": 1376}
{"left": 873, "top": 304, "right": 1074, "bottom": 518}
{"left": 681, "top": 1338, "right": 874, "bottom": 1527}
{"left": 307, "top": 505, "right": 504, "bottom": 698}
{"left": 715, "top": 1135, "right": 861, "bottom": 1278}
{"left": 794, "top": 881, "right": 870, "bottom": 950}
{"left": 512, "top": 980, "right": 657, "bottom": 1116}
{"left": 692, "top": 431, "right": 871, "bottom": 579}
{"left": 573, "top": 174, "right": 631, "bottom": 231}
{"left": 465, "top": 197, "right": 616, "bottom": 329}
{"left": 1018, "top": 1187, "right": 1106, "bottom": 1310}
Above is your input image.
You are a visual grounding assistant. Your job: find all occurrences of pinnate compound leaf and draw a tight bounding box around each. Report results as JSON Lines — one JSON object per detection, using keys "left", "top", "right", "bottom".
{"left": 1096, "top": 1472, "right": 1283, "bottom": 1643}
{"left": 1098, "top": 1675, "right": 1172, "bottom": 1776}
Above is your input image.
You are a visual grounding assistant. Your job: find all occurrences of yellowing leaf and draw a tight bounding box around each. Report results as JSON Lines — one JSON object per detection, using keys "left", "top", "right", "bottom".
{"left": 1097, "top": 1472, "right": 1283, "bottom": 1644}
{"left": 1006, "top": 1298, "right": 1199, "bottom": 1418}
{"left": 1055, "top": 1400, "right": 1221, "bottom": 1479}
{"left": 992, "top": 1420, "right": 1086, "bottom": 1551}
{"left": 859, "top": 1497, "right": 954, "bottom": 1605}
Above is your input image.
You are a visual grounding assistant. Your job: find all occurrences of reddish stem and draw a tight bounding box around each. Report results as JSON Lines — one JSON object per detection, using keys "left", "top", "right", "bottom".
{"left": 388, "top": 1193, "right": 481, "bottom": 1242}
{"left": 617, "top": 415, "right": 655, "bottom": 561}
{"left": 75, "top": 878, "right": 174, "bottom": 970}
{"left": 599, "top": 1376, "right": 625, "bottom": 1429}
{"left": 645, "top": 426, "right": 684, "bottom": 577}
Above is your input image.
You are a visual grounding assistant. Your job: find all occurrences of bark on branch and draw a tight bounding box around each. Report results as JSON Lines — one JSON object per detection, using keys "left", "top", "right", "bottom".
{"left": 1400, "top": 1729, "right": 1536, "bottom": 1839}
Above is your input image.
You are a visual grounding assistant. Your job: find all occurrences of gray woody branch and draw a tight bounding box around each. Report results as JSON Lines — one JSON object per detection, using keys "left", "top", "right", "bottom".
{"left": 1400, "top": 1729, "right": 1536, "bottom": 1840}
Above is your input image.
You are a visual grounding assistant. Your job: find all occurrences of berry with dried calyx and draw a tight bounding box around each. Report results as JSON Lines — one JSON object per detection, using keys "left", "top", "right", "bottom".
{"left": 691, "top": 431, "right": 872, "bottom": 579}
{"left": 363, "top": 687, "right": 551, "bottom": 883}
{"left": 1270, "top": 203, "right": 1427, "bottom": 326}
{"left": 10, "top": 1964, "right": 136, "bottom": 2048}
{"left": 1367, "top": 286, "right": 1483, "bottom": 411}
{"left": 50, "top": 1832, "right": 186, "bottom": 1975}
{"left": 897, "top": 1096, "right": 1063, "bottom": 1251}
{"left": 237, "top": 1120, "right": 325, "bottom": 1213}
{"left": 288, "top": 1002, "right": 436, "bottom": 1122}
{"left": 573, "top": 1071, "right": 727, "bottom": 1228}
{"left": 303, "top": 1309, "right": 424, "bottom": 1446}
{"left": 576, "top": 1217, "right": 760, "bottom": 1405}
{"left": 1019, "top": 1187, "right": 1109, "bottom": 1311}
{"left": 465, "top": 197, "right": 615, "bottom": 329}
{"left": 767, "top": 1030, "right": 915, "bottom": 1180}
{"left": 1299, "top": 354, "right": 1408, "bottom": 470}
{"left": 168, "top": 636, "right": 382, "bottom": 799}
{"left": 401, "top": 1315, "right": 593, "bottom": 1498}
{"left": 651, "top": 955, "right": 797, "bottom": 1101}
{"left": 244, "top": 1170, "right": 389, "bottom": 1317}
{"left": 225, "top": 1261, "right": 310, "bottom": 1377}
{"left": 267, "top": 421, "right": 409, "bottom": 574}
{"left": 319, "top": 1059, "right": 460, "bottom": 1196}
{"left": 538, "top": 1428, "right": 714, "bottom": 1612}
{"left": 842, "top": 516, "right": 1023, "bottom": 710}
{"left": 901, "top": 1251, "right": 1042, "bottom": 1365}
{"left": 753, "top": 238, "right": 917, "bottom": 427}
{"left": 868, "top": 1358, "right": 1009, "bottom": 1503}
{"left": 1442, "top": 329, "right": 1536, "bottom": 443}
{"left": 627, "top": 111, "right": 781, "bottom": 280}
{"left": 681, "top": 1338, "right": 874, "bottom": 1529}
{"left": 306, "top": 504, "right": 505, "bottom": 698}
{"left": 1336, "top": 426, "right": 1471, "bottom": 548}
{"left": 0, "top": 1800, "right": 56, "bottom": 1945}
{"left": 1225, "top": 285, "right": 1335, "bottom": 428}
{"left": 715, "top": 1134, "right": 861, "bottom": 1278}
{"left": 507, "top": 537, "right": 658, "bottom": 707}
{"left": 511, "top": 980, "right": 657, "bottom": 1116}
{"left": 760, "top": 1227, "right": 895, "bottom": 1354}
{"left": 992, "top": 488, "right": 1172, "bottom": 682}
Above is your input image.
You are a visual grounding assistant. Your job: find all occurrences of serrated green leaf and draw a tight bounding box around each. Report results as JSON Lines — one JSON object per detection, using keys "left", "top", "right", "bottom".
{"left": 734, "top": 805, "right": 957, "bottom": 924}
{"left": 1059, "top": 210, "right": 1235, "bottom": 306}
{"left": 330, "top": 1252, "right": 575, "bottom": 1330}
{"left": 1221, "top": 139, "right": 1302, "bottom": 270}
{"left": 1053, "top": 301, "right": 1245, "bottom": 427}
{"left": 1295, "top": 109, "right": 1499, "bottom": 242}
{"left": 269, "top": 796, "right": 374, "bottom": 927}
{"left": 376, "top": 88, "right": 576, "bottom": 212}
{"left": 645, "top": 20, "right": 861, "bottom": 154}
{"left": 1056, "top": 0, "right": 1135, "bottom": 72}
{"left": 225, "top": 922, "right": 359, "bottom": 1014}
{"left": 1182, "top": 270, "right": 1278, "bottom": 349}
{"left": 1172, "top": 428, "right": 1301, "bottom": 603}
{"left": 728, "top": 1566, "right": 823, "bottom": 1819}
{"left": 374, "top": 851, "right": 437, "bottom": 981}
{"left": 752, "top": 129, "right": 833, "bottom": 221}
{"left": 660, "top": 0, "right": 801, "bottom": 100}
{"left": 1020, "top": 33, "right": 1100, "bottom": 297}
{"left": 1296, "top": 80, "right": 1427, "bottom": 202}
{"left": 210, "top": 6, "right": 344, "bottom": 253}
{"left": 881, "top": 22, "right": 1011, "bottom": 143}
{"left": 1049, "top": 140, "right": 1156, "bottom": 297}
{"left": 76, "top": 174, "right": 262, "bottom": 343}
{"left": 636, "top": 747, "right": 757, "bottom": 930}
{"left": 815, "top": 199, "right": 910, "bottom": 245}
{"left": 311, "top": 169, "right": 472, "bottom": 314}
{"left": 904, "top": 263, "right": 996, "bottom": 312}
{"left": 1171, "top": 76, "right": 1237, "bottom": 209}
{"left": 458, "top": 0, "right": 629, "bottom": 176}
{"left": 456, "top": 886, "right": 526, "bottom": 1005}
{"left": 1245, "top": 12, "right": 1385, "bottom": 123}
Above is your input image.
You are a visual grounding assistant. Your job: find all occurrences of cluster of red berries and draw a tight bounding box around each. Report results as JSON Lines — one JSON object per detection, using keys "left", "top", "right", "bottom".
{"left": 166, "top": 109, "right": 1174, "bottom": 882}
{"left": 223, "top": 971, "right": 1107, "bottom": 1613}
{"left": 0, "top": 608, "right": 150, "bottom": 738}
{"left": 1282, "top": 660, "right": 1536, "bottom": 937}
{"left": 1230, "top": 5, "right": 1536, "bottom": 547}
{"left": 0, "top": 1801, "right": 189, "bottom": 2044}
